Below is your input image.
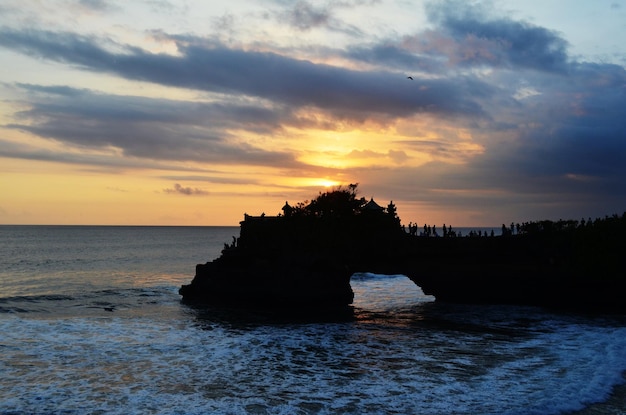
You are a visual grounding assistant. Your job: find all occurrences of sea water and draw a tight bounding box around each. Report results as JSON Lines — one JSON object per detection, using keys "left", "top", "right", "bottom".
{"left": 1, "top": 225, "right": 625, "bottom": 414}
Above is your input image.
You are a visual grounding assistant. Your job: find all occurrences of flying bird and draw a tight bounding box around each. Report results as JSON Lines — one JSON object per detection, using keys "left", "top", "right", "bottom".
{"left": 407, "top": 76, "right": 413, "bottom": 80}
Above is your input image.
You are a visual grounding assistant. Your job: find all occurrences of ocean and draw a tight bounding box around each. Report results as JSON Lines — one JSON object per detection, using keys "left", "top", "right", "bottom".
{"left": 1, "top": 225, "right": 625, "bottom": 415}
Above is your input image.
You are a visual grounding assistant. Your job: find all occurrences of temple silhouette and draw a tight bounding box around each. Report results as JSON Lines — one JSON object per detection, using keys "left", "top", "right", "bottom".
{"left": 180, "top": 184, "right": 626, "bottom": 312}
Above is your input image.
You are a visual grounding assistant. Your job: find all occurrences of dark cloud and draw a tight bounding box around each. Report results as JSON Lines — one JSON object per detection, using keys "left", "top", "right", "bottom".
{"left": 273, "top": 0, "right": 366, "bottom": 36}
{"left": 15, "top": 83, "right": 88, "bottom": 97}
{"left": 384, "top": 59, "right": 626, "bottom": 220}
{"left": 0, "top": 137, "right": 210, "bottom": 173}
{"left": 163, "top": 183, "right": 209, "bottom": 196}
{"left": 284, "top": 1, "right": 331, "bottom": 30}
{"left": 342, "top": 1, "right": 570, "bottom": 75}
{"left": 424, "top": 0, "right": 569, "bottom": 72}
{"left": 496, "top": 62, "right": 626, "bottom": 180}
{"left": 0, "top": 29, "right": 487, "bottom": 119}
{"left": 342, "top": 60, "right": 626, "bottom": 221}
{"left": 15, "top": 83, "right": 290, "bottom": 132}
{"left": 344, "top": 43, "right": 443, "bottom": 73}
{"left": 4, "top": 85, "right": 302, "bottom": 168}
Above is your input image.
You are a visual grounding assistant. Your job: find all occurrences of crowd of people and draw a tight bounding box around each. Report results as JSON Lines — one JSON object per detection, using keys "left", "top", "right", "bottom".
{"left": 403, "top": 212, "right": 626, "bottom": 238}
{"left": 404, "top": 222, "right": 467, "bottom": 237}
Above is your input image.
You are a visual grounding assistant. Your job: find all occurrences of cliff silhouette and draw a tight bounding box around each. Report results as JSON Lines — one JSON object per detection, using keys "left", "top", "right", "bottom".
{"left": 180, "top": 185, "right": 626, "bottom": 312}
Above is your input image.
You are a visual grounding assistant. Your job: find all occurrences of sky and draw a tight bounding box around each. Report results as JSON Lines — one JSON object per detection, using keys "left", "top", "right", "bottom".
{"left": 1, "top": 0, "right": 625, "bottom": 226}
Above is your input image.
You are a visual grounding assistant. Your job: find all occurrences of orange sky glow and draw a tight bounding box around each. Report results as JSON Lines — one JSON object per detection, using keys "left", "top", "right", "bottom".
{"left": 1, "top": 0, "right": 625, "bottom": 226}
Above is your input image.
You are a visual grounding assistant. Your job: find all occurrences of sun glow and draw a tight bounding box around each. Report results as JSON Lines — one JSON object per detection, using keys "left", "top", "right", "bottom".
{"left": 317, "top": 179, "right": 341, "bottom": 188}
{"left": 285, "top": 178, "right": 343, "bottom": 189}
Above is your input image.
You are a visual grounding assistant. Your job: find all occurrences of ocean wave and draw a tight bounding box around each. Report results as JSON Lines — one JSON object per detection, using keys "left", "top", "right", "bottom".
{"left": 1, "top": 308, "right": 626, "bottom": 414}
{"left": 0, "top": 287, "right": 176, "bottom": 315}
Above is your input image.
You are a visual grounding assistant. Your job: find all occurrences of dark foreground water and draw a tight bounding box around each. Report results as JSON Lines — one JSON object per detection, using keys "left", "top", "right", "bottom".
{"left": 1, "top": 225, "right": 625, "bottom": 414}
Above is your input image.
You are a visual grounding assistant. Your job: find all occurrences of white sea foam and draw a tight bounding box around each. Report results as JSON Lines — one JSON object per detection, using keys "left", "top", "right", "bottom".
{"left": 2, "top": 298, "right": 626, "bottom": 415}
{"left": 2, "top": 227, "right": 625, "bottom": 414}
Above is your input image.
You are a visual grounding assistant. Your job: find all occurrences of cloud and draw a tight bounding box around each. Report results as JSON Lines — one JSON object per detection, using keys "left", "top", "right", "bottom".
{"left": 273, "top": 0, "right": 366, "bottom": 36}
{"left": 4, "top": 84, "right": 302, "bottom": 168}
{"left": 346, "top": 148, "right": 410, "bottom": 164}
{"left": 345, "top": 0, "right": 570, "bottom": 74}
{"left": 283, "top": 1, "right": 331, "bottom": 30}
{"left": 0, "top": 29, "right": 487, "bottom": 119}
{"left": 0, "top": 137, "right": 211, "bottom": 173}
{"left": 344, "top": 43, "right": 443, "bottom": 73}
{"left": 423, "top": 0, "right": 569, "bottom": 72}
{"left": 106, "top": 186, "right": 129, "bottom": 192}
{"left": 163, "top": 183, "right": 209, "bottom": 196}
{"left": 499, "top": 62, "right": 626, "bottom": 179}
{"left": 160, "top": 175, "right": 258, "bottom": 185}
{"left": 1, "top": 0, "right": 625, "bottom": 223}
{"left": 77, "top": 0, "right": 114, "bottom": 12}
{"left": 340, "top": 50, "right": 626, "bottom": 221}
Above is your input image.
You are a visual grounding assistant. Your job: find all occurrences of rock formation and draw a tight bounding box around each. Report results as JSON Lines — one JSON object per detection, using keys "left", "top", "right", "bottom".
{"left": 180, "top": 185, "right": 626, "bottom": 312}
